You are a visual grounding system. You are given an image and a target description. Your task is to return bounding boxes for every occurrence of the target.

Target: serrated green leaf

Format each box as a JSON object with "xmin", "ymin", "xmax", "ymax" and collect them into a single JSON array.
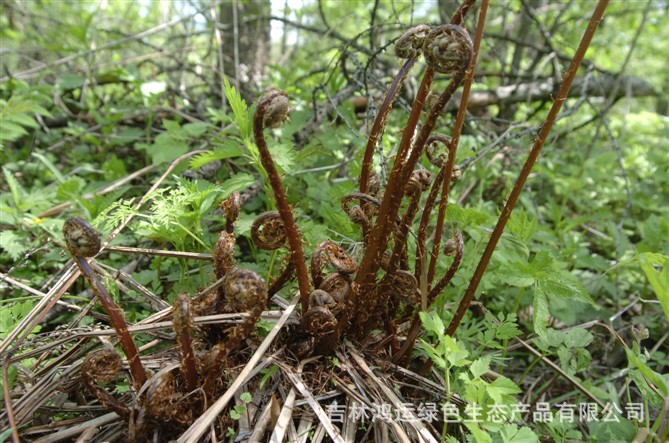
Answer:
[
  {"xmin": 464, "ymin": 422, "xmax": 492, "ymax": 443},
  {"xmin": 563, "ymin": 327, "xmax": 594, "ymax": 348},
  {"xmin": 0, "ymin": 231, "xmax": 30, "ymax": 261},
  {"xmin": 497, "ymin": 261, "xmax": 536, "ymax": 287},
  {"xmin": 270, "ymin": 143, "xmax": 296, "ymax": 173},
  {"xmin": 149, "ymin": 134, "xmax": 188, "ymax": 165},
  {"xmin": 443, "ymin": 336, "xmax": 470, "ymax": 367},
  {"xmin": 486, "ymin": 376, "xmax": 522, "ymax": 404},
  {"xmin": 508, "ymin": 208, "xmax": 538, "ymax": 244},
  {"xmin": 5, "ymin": 111, "xmax": 39, "ymax": 128},
  {"xmin": 495, "ymin": 319, "xmax": 522, "ymax": 340},
  {"xmin": 470, "ymin": 356, "xmax": 491, "ymax": 379},
  {"xmin": 56, "ymin": 177, "xmax": 85, "ymax": 200},
  {"xmin": 539, "ymin": 272, "xmax": 594, "ymax": 305},
  {"xmin": 188, "ymin": 143, "xmax": 244, "ymax": 171},
  {"xmin": 3, "ymin": 167, "xmax": 24, "ymax": 206},
  {"xmin": 223, "ymin": 76, "xmax": 252, "ymax": 140}
]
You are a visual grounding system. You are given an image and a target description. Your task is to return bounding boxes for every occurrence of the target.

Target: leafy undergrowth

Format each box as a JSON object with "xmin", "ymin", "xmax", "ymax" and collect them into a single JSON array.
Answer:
[{"xmin": 1, "ymin": 1, "xmax": 669, "ymax": 443}]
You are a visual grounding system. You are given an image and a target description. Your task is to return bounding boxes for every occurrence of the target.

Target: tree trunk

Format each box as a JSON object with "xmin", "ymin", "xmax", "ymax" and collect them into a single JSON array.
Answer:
[{"xmin": 219, "ymin": 0, "xmax": 271, "ymax": 103}]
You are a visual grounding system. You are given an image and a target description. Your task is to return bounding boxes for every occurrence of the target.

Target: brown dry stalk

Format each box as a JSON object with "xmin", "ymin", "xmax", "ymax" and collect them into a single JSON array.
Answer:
[
  {"xmin": 253, "ymin": 90, "xmax": 311, "ymax": 308},
  {"xmin": 445, "ymin": 0, "xmax": 610, "ymax": 337}
]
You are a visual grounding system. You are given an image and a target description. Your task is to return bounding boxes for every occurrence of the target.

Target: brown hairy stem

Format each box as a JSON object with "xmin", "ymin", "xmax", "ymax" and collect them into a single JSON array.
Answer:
[
  {"xmin": 359, "ymin": 58, "xmax": 417, "ymax": 194},
  {"xmin": 445, "ymin": 0, "xmax": 610, "ymax": 337},
  {"xmin": 428, "ymin": 230, "xmax": 464, "ymax": 302},
  {"xmin": 350, "ymin": 68, "xmax": 435, "ymax": 326},
  {"xmin": 415, "ymin": 135, "xmax": 452, "ymax": 282},
  {"xmin": 393, "ymin": 230, "xmax": 464, "ymax": 365},
  {"xmin": 253, "ymin": 90, "xmax": 311, "ymax": 308},
  {"xmin": 63, "ymin": 218, "xmax": 147, "ymax": 390},
  {"xmin": 173, "ymin": 294, "xmax": 198, "ymax": 391},
  {"xmin": 450, "ymin": 0, "xmax": 477, "ymax": 26},
  {"xmin": 428, "ymin": 2, "xmax": 487, "ymax": 285},
  {"xmin": 387, "ymin": 170, "xmax": 432, "ymax": 274},
  {"xmin": 354, "ymin": 68, "xmax": 467, "ymax": 315}
]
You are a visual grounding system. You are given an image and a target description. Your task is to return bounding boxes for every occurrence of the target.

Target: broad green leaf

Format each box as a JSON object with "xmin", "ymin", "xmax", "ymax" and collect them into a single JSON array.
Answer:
[
  {"xmin": 56, "ymin": 73, "xmax": 86, "ymax": 90},
  {"xmin": 56, "ymin": 177, "xmax": 85, "ymax": 201},
  {"xmin": 539, "ymin": 272, "xmax": 594, "ymax": 305},
  {"xmin": 148, "ymin": 133, "xmax": 188, "ymax": 165},
  {"xmin": 419, "ymin": 310, "xmax": 444, "ymax": 335},
  {"xmin": 183, "ymin": 122, "xmax": 210, "ymax": 137},
  {"xmin": 219, "ymin": 174, "xmax": 256, "ymax": 197},
  {"xmin": 497, "ymin": 261, "xmax": 536, "ymax": 287},
  {"xmin": 486, "ymin": 376, "xmax": 521, "ymax": 403},
  {"xmin": 163, "ymin": 120, "xmax": 189, "ymax": 140},
  {"xmin": 639, "ymin": 253, "xmax": 669, "ymax": 322},
  {"xmin": 508, "ymin": 208, "xmax": 538, "ymax": 244}
]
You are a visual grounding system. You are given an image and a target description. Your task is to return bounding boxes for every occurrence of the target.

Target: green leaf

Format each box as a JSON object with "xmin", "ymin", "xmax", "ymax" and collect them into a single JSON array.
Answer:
[
  {"xmin": 639, "ymin": 252, "xmax": 669, "ymax": 322},
  {"xmin": 625, "ymin": 346, "xmax": 669, "ymax": 396},
  {"xmin": 147, "ymin": 133, "xmax": 188, "ymax": 165},
  {"xmin": 56, "ymin": 177, "xmax": 86, "ymax": 201},
  {"xmin": 220, "ymin": 174, "xmax": 256, "ymax": 197},
  {"xmin": 486, "ymin": 376, "xmax": 522, "ymax": 404},
  {"xmin": 2, "ymin": 167, "xmax": 24, "ymax": 207},
  {"xmin": 497, "ymin": 261, "xmax": 537, "ymax": 287},
  {"xmin": 163, "ymin": 120, "xmax": 189, "ymax": 140},
  {"xmin": 0, "ymin": 231, "xmax": 30, "ymax": 261},
  {"xmin": 56, "ymin": 73, "xmax": 86, "ymax": 90},
  {"xmin": 223, "ymin": 76, "xmax": 252, "ymax": 141},
  {"xmin": 470, "ymin": 356, "xmax": 491, "ymax": 379},
  {"xmin": 533, "ymin": 289, "xmax": 550, "ymax": 340},
  {"xmin": 419, "ymin": 311, "xmax": 444, "ymax": 335},
  {"xmin": 498, "ymin": 424, "xmax": 539, "ymax": 443},
  {"xmin": 464, "ymin": 422, "xmax": 492, "ymax": 443},
  {"xmin": 539, "ymin": 271, "xmax": 594, "ymax": 305},
  {"xmin": 240, "ymin": 392, "xmax": 252, "ymax": 403},
  {"xmin": 443, "ymin": 335, "xmax": 470, "ymax": 367},
  {"xmin": 183, "ymin": 122, "xmax": 210, "ymax": 137},
  {"xmin": 269, "ymin": 143, "xmax": 297, "ymax": 173},
  {"xmin": 497, "ymin": 251, "xmax": 553, "ymax": 288},
  {"xmin": 188, "ymin": 143, "xmax": 244, "ymax": 171},
  {"xmin": 508, "ymin": 208, "xmax": 538, "ymax": 244}
]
